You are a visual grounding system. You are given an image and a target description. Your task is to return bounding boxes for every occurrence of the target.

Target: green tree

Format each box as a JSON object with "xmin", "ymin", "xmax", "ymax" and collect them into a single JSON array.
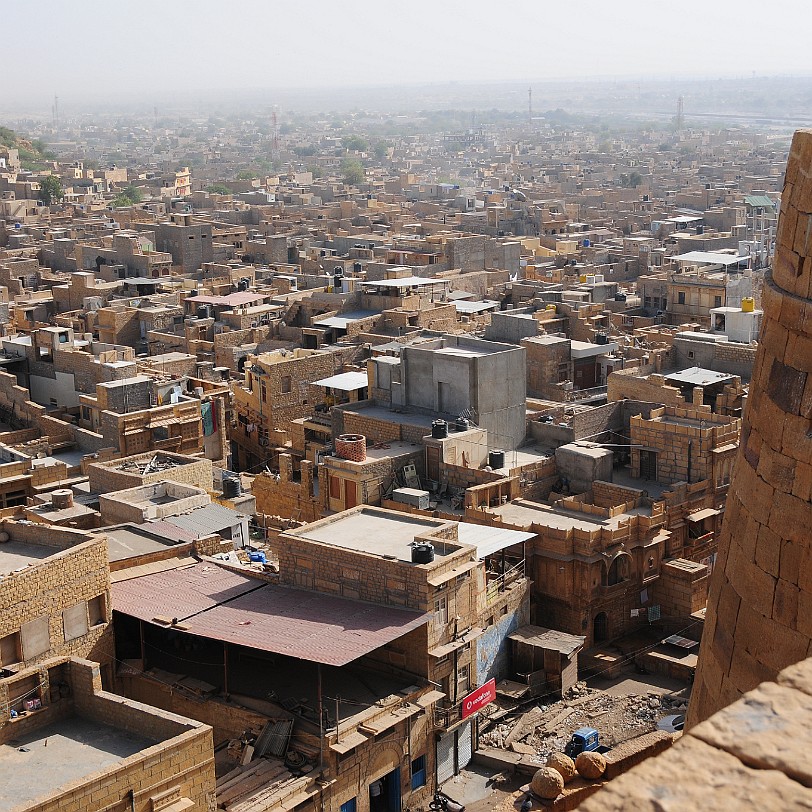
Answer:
[
  {"xmin": 205, "ymin": 184, "xmax": 232, "ymax": 195},
  {"xmin": 372, "ymin": 140, "xmax": 391, "ymax": 160},
  {"xmin": 39, "ymin": 175, "xmax": 63, "ymax": 206},
  {"xmin": 0, "ymin": 127, "xmax": 15, "ymax": 148},
  {"xmin": 342, "ymin": 135, "xmax": 368, "ymax": 152},
  {"xmin": 123, "ymin": 184, "xmax": 143, "ymax": 203},
  {"xmin": 111, "ymin": 184, "xmax": 143, "ymax": 207},
  {"xmin": 341, "ymin": 158, "xmax": 364, "ymax": 186},
  {"xmin": 236, "ymin": 170, "xmax": 255, "ymax": 180}
]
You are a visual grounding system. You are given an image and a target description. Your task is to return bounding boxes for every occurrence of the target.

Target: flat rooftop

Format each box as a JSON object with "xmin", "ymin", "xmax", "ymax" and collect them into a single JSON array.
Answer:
[
  {"xmin": 0, "ymin": 716, "xmax": 155, "ymax": 810},
  {"xmin": 105, "ymin": 525, "xmax": 192, "ymax": 562},
  {"xmin": 664, "ymin": 366, "xmax": 736, "ymax": 387},
  {"xmin": 340, "ymin": 404, "xmax": 436, "ymax": 430},
  {"xmin": 491, "ymin": 498, "xmax": 649, "ymax": 532},
  {"xmin": 294, "ymin": 509, "xmax": 453, "ymax": 562},
  {"xmin": 0, "ymin": 541, "xmax": 54, "ymax": 576}
]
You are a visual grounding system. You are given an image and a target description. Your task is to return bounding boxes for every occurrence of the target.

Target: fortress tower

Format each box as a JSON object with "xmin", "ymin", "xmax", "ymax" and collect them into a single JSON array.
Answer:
[{"xmin": 688, "ymin": 130, "xmax": 812, "ymax": 726}]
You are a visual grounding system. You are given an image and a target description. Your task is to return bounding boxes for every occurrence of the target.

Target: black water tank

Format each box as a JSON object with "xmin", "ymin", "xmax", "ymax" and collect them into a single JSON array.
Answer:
[
  {"xmin": 223, "ymin": 476, "xmax": 242, "ymax": 499},
  {"xmin": 196, "ymin": 305, "xmax": 210, "ymax": 320},
  {"xmin": 595, "ymin": 332, "xmax": 609, "ymax": 345},
  {"xmin": 431, "ymin": 419, "xmax": 448, "ymax": 439},
  {"xmin": 455, "ymin": 417, "xmax": 469, "ymax": 432},
  {"xmin": 411, "ymin": 543, "xmax": 435, "ymax": 564},
  {"xmin": 489, "ymin": 449, "xmax": 505, "ymax": 469}
]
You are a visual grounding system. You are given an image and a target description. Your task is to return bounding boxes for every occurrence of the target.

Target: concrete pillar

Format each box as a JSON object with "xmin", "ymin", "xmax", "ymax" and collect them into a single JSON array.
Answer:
[
  {"xmin": 688, "ymin": 130, "xmax": 812, "ymax": 727},
  {"xmin": 692, "ymin": 386, "xmax": 704, "ymax": 407}
]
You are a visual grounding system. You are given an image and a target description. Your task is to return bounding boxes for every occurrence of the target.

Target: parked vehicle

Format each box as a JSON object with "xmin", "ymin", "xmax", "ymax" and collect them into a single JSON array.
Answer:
[
  {"xmin": 564, "ymin": 727, "xmax": 610, "ymax": 757},
  {"xmin": 428, "ymin": 791, "xmax": 465, "ymax": 812}
]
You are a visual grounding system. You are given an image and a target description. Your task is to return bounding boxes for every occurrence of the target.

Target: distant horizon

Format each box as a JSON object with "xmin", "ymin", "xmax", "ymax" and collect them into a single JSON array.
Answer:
[
  {"xmin": 3, "ymin": 0, "xmax": 811, "ymax": 113},
  {"xmin": 4, "ymin": 73, "xmax": 812, "ymax": 122}
]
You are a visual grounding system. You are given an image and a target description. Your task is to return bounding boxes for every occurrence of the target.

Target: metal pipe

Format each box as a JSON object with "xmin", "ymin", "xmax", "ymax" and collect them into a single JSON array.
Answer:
[{"xmin": 318, "ymin": 664, "xmax": 324, "ymax": 773}]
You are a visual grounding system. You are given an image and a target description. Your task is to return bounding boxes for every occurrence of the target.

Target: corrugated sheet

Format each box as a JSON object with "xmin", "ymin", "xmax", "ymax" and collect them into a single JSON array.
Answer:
[
  {"xmin": 159, "ymin": 503, "xmax": 243, "ymax": 538},
  {"xmin": 113, "ymin": 563, "xmax": 430, "ymax": 667},
  {"xmin": 112, "ymin": 564, "xmax": 262, "ymax": 622}
]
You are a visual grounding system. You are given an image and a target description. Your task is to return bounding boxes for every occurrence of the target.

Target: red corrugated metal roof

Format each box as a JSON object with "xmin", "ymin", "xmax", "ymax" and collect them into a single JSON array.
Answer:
[
  {"xmin": 112, "ymin": 564, "xmax": 262, "ymax": 622},
  {"xmin": 112, "ymin": 564, "xmax": 430, "ymax": 666}
]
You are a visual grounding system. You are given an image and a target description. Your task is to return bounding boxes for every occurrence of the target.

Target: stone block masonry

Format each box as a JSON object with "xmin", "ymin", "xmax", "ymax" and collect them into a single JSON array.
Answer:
[{"xmin": 688, "ymin": 130, "xmax": 812, "ymax": 727}]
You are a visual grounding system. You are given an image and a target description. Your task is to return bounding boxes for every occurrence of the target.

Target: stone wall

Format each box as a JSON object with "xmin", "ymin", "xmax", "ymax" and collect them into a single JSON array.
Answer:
[
  {"xmin": 0, "ymin": 528, "xmax": 113, "ymax": 672},
  {"xmin": 688, "ymin": 130, "xmax": 812, "ymax": 727},
  {"xmin": 581, "ymin": 657, "xmax": 812, "ymax": 810},
  {"xmin": 2, "ymin": 657, "xmax": 216, "ymax": 812}
]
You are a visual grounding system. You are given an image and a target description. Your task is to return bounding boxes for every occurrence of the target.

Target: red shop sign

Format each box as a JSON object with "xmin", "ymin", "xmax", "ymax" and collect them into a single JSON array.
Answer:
[{"xmin": 461, "ymin": 678, "xmax": 496, "ymax": 719}]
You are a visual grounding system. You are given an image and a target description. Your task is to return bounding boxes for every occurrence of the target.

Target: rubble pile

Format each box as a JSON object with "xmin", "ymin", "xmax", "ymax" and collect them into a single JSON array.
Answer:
[{"xmin": 480, "ymin": 683, "xmax": 688, "ymax": 764}]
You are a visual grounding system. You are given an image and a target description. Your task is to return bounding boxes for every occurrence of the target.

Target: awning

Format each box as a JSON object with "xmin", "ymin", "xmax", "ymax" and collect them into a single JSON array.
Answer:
[
  {"xmin": 360, "ymin": 276, "xmax": 447, "ymax": 288},
  {"xmin": 456, "ymin": 522, "xmax": 534, "ymax": 559},
  {"xmin": 687, "ymin": 508, "xmax": 720, "ymax": 523},
  {"xmin": 429, "ymin": 627, "xmax": 486, "ymax": 659},
  {"xmin": 312, "ymin": 371, "xmax": 369, "ymax": 391},
  {"xmin": 416, "ymin": 689, "xmax": 445, "ymax": 708},
  {"xmin": 330, "ymin": 730, "xmax": 369, "ymax": 755},
  {"xmin": 453, "ymin": 300, "xmax": 499, "ymax": 314},
  {"xmin": 113, "ymin": 563, "xmax": 430, "ymax": 667},
  {"xmin": 672, "ymin": 251, "xmax": 748, "ymax": 266},
  {"xmin": 571, "ymin": 339, "xmax": 619, "ymax": 359},
  {"xmin": 426, "ymin": 560, "xmax": 479, "ymax": 587},
  {"xmin": 508, "ymin": 625, "xmax": 585, "ymax": 656},
  {"xmin": 358, "ymin": 701, "xmax": 423, "ymax": 735}
]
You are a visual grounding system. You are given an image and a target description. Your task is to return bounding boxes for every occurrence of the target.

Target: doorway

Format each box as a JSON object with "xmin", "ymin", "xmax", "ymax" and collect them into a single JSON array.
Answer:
[
  {"xmin": 370, "ymin": 767, "xmax": 401, "ymax": 812},
  {"xmin": 639, "ymin": 450, "xmax": 657, "ymax": 481},
  {"xmin": 593, "ymin": 612, "xmax": 609, "ymax": 643}
]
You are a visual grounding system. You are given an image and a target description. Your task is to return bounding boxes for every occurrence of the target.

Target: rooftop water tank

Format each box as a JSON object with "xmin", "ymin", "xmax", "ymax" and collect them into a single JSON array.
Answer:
[
  {"xmin": 431, "ymin": 420, "xmax": 448, "ymax": 439},
  {"xmin": 411, "ymin": 542, "xmax": 435, "ymax": 564}
]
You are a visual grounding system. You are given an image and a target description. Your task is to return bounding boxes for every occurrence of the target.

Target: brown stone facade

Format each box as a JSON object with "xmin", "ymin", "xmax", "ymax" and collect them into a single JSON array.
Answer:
[
  {"xmin": 0, "ymin": 657, "xmax": 215, "ymax": 812},
  {"xmin": 0, "ymin": 524, "xmax": 113, "ymax": 676},
  {"xmin": 688, "ymin": 130, "xmax": 812, "ymax": 727}
]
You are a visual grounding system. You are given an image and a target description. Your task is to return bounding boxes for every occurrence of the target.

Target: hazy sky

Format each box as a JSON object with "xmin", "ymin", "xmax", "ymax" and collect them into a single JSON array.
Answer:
[{"xmin": 5, "ymin": 0, "xmax": 811, "ymax": 106}]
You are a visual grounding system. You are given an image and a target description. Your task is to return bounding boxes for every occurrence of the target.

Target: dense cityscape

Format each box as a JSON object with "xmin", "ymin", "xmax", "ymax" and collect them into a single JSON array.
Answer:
[{"xmin": 1, "ymin": 3, "xmax": 812, "ymax": 810}]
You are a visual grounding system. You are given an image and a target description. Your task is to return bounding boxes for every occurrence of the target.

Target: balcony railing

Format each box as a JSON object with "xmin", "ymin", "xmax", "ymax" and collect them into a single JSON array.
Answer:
[
  {"xmin": 307, "ymin": 410, "xmax": 333, "ymax": 428},
  {"xmin": 687, "ymin": 530, "xmax": 714, "ymax": 547},
  {"xmin": 485, "ymin": 559, "xmax": 525, "ymax": 604},
  {"xmin": 433, "ymin": 700, "xmax": 464, "ymax": 730}
]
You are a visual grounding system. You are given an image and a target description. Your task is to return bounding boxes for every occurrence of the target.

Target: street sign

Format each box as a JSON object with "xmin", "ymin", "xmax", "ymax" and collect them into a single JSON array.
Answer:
[{"xmin": 461, "ymin": 678, "xmax": 496, "ymax": 719}]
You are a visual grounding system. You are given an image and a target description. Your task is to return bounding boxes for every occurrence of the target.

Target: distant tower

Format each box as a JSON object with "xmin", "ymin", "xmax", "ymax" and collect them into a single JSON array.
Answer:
[
  {"xmin": 53, "ymin": 94, "xmax": 59, "ymax": 134},
  {"xmin": 271, "ymin": 108, "xmax": 280, "ymax": 161},
  {"xmin": 528, "ymin": 86, "xmax": 533, "ymax": 127},
  {"xmin": 154, "ymin": 105, "xmax": 158, "ymax": 129},
  {"xmin": 676, "ymin": 95, "xmax": 685, "ymax": 132}
]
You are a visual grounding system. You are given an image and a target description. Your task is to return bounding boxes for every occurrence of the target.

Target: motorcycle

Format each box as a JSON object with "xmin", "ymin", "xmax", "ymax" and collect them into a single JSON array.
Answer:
[{"xmin": 428, "ymin": 792, "xmax": 465, "ymax": 812}]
